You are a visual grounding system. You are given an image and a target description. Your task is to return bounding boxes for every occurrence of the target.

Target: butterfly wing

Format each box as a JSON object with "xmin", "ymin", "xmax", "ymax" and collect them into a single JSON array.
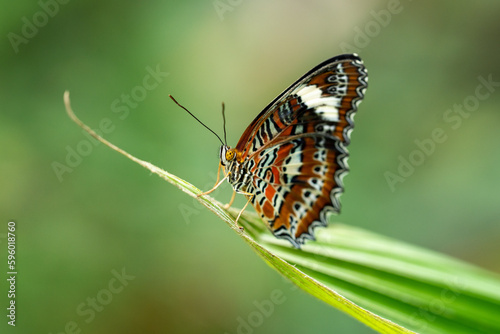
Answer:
[{"xmin": 237, "ymin": 54, "xmax": 368, "ymax": 247}]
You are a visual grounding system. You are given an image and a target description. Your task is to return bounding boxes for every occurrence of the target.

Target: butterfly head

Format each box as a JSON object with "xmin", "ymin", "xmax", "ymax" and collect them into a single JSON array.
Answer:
[{"xmin": 219, "ymin": 145, "xmax": 238, "ymax": 166}]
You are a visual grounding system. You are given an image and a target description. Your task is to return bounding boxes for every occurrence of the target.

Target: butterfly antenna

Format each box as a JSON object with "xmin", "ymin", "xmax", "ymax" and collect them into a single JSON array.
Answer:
[
  {"xmin": 169, "ymin": 95, "xmax": 224, "ymax": 146},
  {"xmin": 221, "ymin": 102, "xmax": 227, "ymax": 146}
]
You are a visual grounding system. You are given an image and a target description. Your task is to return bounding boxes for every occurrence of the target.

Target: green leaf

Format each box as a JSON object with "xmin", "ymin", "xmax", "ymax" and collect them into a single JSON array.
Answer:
[
  {"xmin": 237, "ymin": 211, "xmax": 500, "ymax": 334},
  {"xmin": 64, "ymin": 91, "xmax": 500, "ymax": 334}
]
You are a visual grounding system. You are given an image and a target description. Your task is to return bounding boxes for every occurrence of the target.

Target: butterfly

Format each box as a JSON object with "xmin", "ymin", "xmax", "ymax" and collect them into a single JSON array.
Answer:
[{"xmin": 175, "ymin": 54, "xmax": 368, "ymax": 247}]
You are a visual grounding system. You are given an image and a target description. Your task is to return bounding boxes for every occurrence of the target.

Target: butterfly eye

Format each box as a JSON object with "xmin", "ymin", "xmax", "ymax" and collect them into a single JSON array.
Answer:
[{"xmin": 225, "ymin": 150, "xmax": 235, "ymax": 161}]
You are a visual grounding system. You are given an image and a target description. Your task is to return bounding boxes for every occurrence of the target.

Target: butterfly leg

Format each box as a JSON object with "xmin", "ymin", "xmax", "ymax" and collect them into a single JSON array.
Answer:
[
  {"xmin": 223, "ymin": 190, "xmax": 237, "ymax": 210},
  {"xmin": 197, "ymin": 163, "xmax": 227, "ymax": 197},
  {"xmin": 234, "ymin": 192, "xmax": 254, "ymax": 231}
]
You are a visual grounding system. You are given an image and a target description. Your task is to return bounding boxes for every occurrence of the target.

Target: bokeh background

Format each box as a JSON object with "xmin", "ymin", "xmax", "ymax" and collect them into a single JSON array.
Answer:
[{"xmin": 1, "ymin": 1, "xmax": 499, "ymax": 333}]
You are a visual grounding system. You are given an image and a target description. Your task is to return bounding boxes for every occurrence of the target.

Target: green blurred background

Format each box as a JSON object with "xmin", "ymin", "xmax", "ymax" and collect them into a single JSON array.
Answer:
[{"xmin": 1, "ymin": 1, "xmax": 499, "ymax": 333}]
